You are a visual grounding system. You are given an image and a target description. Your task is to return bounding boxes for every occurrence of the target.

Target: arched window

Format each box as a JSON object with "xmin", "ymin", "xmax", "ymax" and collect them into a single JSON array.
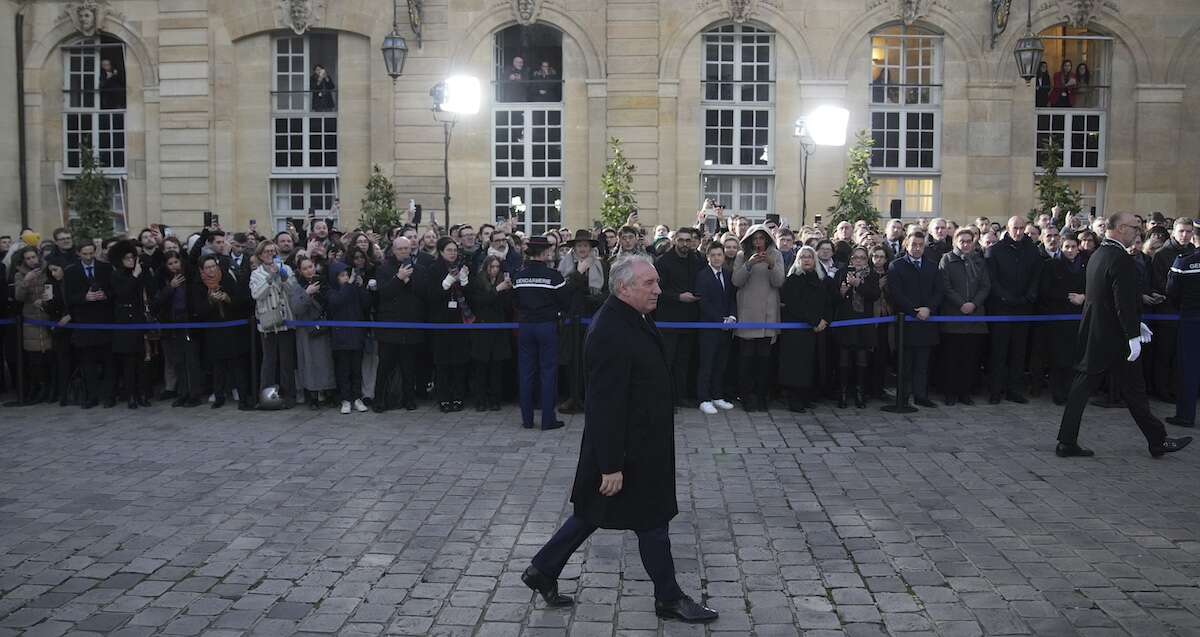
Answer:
[
  {"xmin": 699, "ymin": 23, "xmax": 775, "ymax": 222},
  {"xmin": 868, "ymin": 24, "xmax": 942, "ymax": 218},
  {"xmin": 269, "ymin": 31, "xmax": 340, "ymax": 231},
  {"xmin": 1034, "ymin": 25, "xmax": 1112, "ymax": 216},
  {"xmin": 60, "ymin": 34, "xmax": 127, "ymax": 232},
  {"xmin": 492, "ymin": 24, "xmax": 564, "ymax": 235}
]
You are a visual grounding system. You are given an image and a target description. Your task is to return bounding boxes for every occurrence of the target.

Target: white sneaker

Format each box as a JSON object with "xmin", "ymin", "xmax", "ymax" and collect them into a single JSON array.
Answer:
[
  {"xmin": 353, "ymin": 399, "xmax": 368, "ymax": 412},
  {"xmin": 699, "ymin": 401, "xmax": 719, "ymax": 415},
  {"xmin": 713, "ymin": 399, "xmax": 735, "ymax": 411},
  {"xmin": 340, "ymin": 401, "xmax": 351, "ymax": 415}
]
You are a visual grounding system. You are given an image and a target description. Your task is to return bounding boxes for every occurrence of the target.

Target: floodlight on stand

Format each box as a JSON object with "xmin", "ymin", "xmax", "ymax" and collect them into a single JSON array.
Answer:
[
  {"xmin": 806, "ymin": 105, "xmax": 850, "ymax": 146},
  {"xmin": 431, "ymin": 76, "xmax": 481, "ymax": 115}
]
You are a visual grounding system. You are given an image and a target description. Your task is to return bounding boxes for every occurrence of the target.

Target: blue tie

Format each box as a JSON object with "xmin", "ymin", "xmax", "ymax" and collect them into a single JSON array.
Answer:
[{"xmin": 85, "ymin": 265, "xmax": 93, "ymax": 280}]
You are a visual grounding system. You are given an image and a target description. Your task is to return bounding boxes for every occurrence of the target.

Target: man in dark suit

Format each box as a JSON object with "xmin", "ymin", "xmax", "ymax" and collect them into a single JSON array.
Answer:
[
  {"xmin": 654, "ymin": 227, "xmax": 705, "ymax": 407},
  {"xmin": 695, "ymin": 241, "xmax": 737, "ymax": 415},
  {"xmin": 522, "ymin": 254, "xmax": 718, "ymax": 624},
  {"xmin": 887, "ymin": 230, "xmax": 943, "ymax": 408},
  {"xmin": 64, "ymin": 242, "xmax": 116, "ymax": 408},
  {"xmin": 985, "ymin": 216, "xmax": 1042, "ymax": 404},
  {"xmin": 1056, "ymin": 212, "xmax": 1193, "ymax": 458}
]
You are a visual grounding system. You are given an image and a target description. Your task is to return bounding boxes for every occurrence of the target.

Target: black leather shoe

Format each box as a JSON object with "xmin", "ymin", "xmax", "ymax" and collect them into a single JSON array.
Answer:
[
  {"xmin": 1055, "ymin": 443, "xmax": 1095, "ymax": 458},
  {"xmin": 522, "ymin": 422, "xmax": 535, "ymax": 429},
  {"xmin": 404, "ymin": 400, "xmax": 418, "ymax": 411},
  {"xmin": 521, "ymin": 566, "xmax": 573, "ymax": 607},
  {"xmin": 81, "ymin": 400, "xmax": 97, "ymax": 410},
  {"xmin": 959, "ymin": 395, "xmax": 975, "ymax": 406},
  {"xmin": 102, "ymin": 399, "xmax": 116, "ymax": 408},
  {"xmin": 654, "ymin": 595, "xmax": 719, "ymax": 623},
  {"xmin": 137, "ymin": 397, "xmax": 152, "ymax": 408},
  {"xmin": 913, "ymin": 398, "xmax": 937, "ymax": 408},
  {"xmin": 172, "ymin": 396, "xmax": 188, "ymax": 407},
  {"xmin": 1150, "ymin": 436, "xmax": 1193, "ymax": 458},
  {"xmin": 127, "ymin": 399, "xmax": 138, "ymax": 409},
  {"xmin": 541, "ymin": 420, "xmax": 565, "ymax": 431},
  {"xmin": 212, "ymin": 397, "xmax": 226, "ymax": 409},
  {"xmin": 1165, "ymin": 416, "xmax": 1195, "ymax": 428},
  {"xmin": 988, "ymin": 394, "xmax": 1002, "ymax": 405},
  {"xmin": 1006, "ymin": 393, "xmax": 1029, "ymax": 404},
  {"xmin": 944, "ymin": 396, "xmax": 957, "ymax": 406}
]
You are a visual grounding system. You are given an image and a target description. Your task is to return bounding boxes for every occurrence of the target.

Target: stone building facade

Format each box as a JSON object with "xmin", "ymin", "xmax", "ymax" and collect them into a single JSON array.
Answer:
[{"xmin": 2, "ymin": 0, "xmax": 1200, "ymax": 238}]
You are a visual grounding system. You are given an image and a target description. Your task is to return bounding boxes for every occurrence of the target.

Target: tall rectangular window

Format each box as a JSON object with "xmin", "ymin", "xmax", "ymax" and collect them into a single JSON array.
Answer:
[
  {"xmin": 492, "ymin": 106, "xmax": 563, "ymax": 235},
  {"xmin": 701, "ymin": 23, "xmax": 774, "ymax": 219},
  {"xmin": 271, "ymin": 33, "xmax": 338, "ymax": 174},
  {"xmin": 62, "ymin": 36, "xmax": 127, "ymax": 172},
  {"xmin": 270, "ymin": 179, "xmax": 338, "ymax": 230},
  {"xmin": 873, "ymin": 177, "xmax": 937, "ymax": 219}
]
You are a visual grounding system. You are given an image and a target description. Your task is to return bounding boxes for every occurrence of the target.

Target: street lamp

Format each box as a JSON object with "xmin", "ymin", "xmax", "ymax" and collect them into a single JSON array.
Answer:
[
  {"xmin": 430, "ymin": 75, "xmax": 481, "ymax": 230},
  {"xmin": 1013, "ymin": 0, "xmax": 1044, "ymax": 84},
  {"xmin": 381, "ymin": 0, "xmax": 409, "ymax": 80},
  {"xmin": 793, "ymin": 105, "xmax": 850, "ymax": 225}
]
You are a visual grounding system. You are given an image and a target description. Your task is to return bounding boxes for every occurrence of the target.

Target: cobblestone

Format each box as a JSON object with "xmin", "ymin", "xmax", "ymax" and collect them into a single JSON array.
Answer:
[{"xmin": 2, "ymin": 399, "xmax": 1200, "ymax": 635}]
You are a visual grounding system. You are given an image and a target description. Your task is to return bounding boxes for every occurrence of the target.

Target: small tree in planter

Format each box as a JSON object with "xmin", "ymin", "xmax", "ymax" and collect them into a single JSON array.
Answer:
[
  {"xmin": 599, "ymin": 138, "xmax": 637, "ymax": 230},
  {"xmin": 1031, "ymin": 138, "xmax": 1082, "ymax": 228},
  {"xmin": 825, "ymin": 129, "xmax": 880, "ymax": 233},
  {"xmin": 358, "ymin": 164, "xmax": 401, "ymax": 234},
  {"xmin": 68, "ymin": 144, "xmax": 115, "ymax": 245}
]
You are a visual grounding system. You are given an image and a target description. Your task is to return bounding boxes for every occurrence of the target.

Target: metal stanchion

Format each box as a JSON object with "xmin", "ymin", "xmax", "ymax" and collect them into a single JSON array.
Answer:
[
  {"xmin": 248, "ymin": 317, "xmax": 259, "ymax": 404},
  {"xmin": 881, "ymin": 313, "xmax": 916, "ymax": 414}
]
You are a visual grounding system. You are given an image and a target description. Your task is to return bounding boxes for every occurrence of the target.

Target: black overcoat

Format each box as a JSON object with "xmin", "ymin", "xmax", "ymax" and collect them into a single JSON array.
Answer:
[
  {"xmin": 1038, "ymin": 255, "xmax": 1086, "ymax": 368},
  {"xmin": 1074, "ymin": 240, "xmax": 1142, "ymax": 374},
  {"xmin": 110, "ymin": 267, "xmax": 152, "ymax": 354},
  {"xmin": 189, "ymin": 277, "xmax": 249, "ymax": 361},
  {"xmin": 425, "ymin": 259, "xmax": 470, "ymax": 365},
  {"xmin": 570, "ymin": 296, "xmax": 678, "ymax": 531},
  {"xmin": 64, "ymin": 261, "xmax": 113, "ymax": 348},
  {"xmin": 887, "ymin": 257, "xmax": 944, "ymax": 347},
  {"xmin": 778, "ymin": 270, "xmax": 829, "ymax": 388},
  {"xmin": 466, "ymin": 280, "xmax": 513, "ymax": 362},
  {"xmin": 831, "ymin": 268, "xmax": 880, "ymax": 349},
  {"xmin": 375, "ymin": 257, "xmax": 427, "ymax": 346}
]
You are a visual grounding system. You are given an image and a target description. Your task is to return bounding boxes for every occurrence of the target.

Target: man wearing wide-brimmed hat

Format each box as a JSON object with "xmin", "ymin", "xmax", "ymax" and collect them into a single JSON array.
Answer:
[{"xmin": 557, "ymin": 230, "xmax": 607, "ymax": 413}]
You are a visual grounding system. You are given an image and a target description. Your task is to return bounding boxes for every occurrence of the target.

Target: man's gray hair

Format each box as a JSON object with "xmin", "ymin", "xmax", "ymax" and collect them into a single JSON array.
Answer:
[{"xmin": 609, "ymin": 253, "xmax": 654, "ymax": 293}]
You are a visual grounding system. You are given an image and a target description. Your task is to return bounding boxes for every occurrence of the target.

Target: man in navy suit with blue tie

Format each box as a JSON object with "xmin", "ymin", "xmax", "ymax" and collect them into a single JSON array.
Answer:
[
  {"xmin": 886, "ymin": 230, "xmax": 943, "ymax": 408},
  {"xmin": 694, "ymin": 241, "xmax": 738, "ymax": 415}
]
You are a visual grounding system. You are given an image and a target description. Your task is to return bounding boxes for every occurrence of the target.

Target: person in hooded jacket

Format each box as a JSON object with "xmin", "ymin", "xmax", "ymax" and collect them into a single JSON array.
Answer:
[
  {"xmin": 324, "ymin": 260, "xmax": 372, "ymax": 414},
  {"xmin": 11, "ymin": 246, "xmax": 54, "ymax": 403},
  {"xmin": 109, "ymin": 240, "xmax": 155, "ymax": 409},
  {"xmin": 731, "ymin": 224, "xmax": 785, "ymax": 411}
]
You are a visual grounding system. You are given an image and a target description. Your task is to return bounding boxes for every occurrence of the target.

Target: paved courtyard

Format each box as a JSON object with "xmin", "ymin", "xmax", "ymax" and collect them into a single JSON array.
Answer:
[{"xmin": 1, "ymin": 398, "xmax": 1199, "ymax": 637}]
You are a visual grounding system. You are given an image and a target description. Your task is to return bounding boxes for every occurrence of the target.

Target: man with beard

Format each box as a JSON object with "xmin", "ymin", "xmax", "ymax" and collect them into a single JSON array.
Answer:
[{"xmin": 654, "ymin": 226, "xmax": 705, "ymax": 408}]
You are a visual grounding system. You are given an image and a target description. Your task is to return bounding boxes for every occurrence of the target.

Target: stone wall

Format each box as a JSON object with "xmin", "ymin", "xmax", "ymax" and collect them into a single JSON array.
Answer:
[{"xmin": 5, "ymin": 0, "xmax": 1200, "ymax": 238}]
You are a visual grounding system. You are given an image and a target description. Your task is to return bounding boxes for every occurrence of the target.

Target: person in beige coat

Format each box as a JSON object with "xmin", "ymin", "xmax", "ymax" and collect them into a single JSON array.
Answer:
[{"xmin": 731, "ymin": 224, "xmax": 785, "ymax": 411}]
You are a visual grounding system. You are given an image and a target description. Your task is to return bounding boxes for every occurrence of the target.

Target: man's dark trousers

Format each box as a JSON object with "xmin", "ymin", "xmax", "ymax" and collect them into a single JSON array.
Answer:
[
  {"xmin": 76, "ymin": 345, "xmax": 115, "ymax": 402},
  {"xmin": 531, "ymin": 514, "xmax": 684, "ymax": 602},
  {"xmin": 661, "ymin": 331, "xmax": 694, "ymax": 403},
  {"xmin": 1175, "ymin": 319, "xmax": 1200, "ymax": 423},
  {"xmin": 901, "ymin": 346, "xmax": 931, "ymax": 402},
  {"xmin": 696, "ymin": 331, "xmax": 730, "ymax": 403},
  {"xmin": 519, "ymin": 321, "xmax": 558, "ymax": 427},
  {"xmin": 989, "ymin": 313, "xmax": 1030, "ymax": 397},
  {"xmin": 1058, "ymin": 357, "xmax": 1166, "ymax": 446}
]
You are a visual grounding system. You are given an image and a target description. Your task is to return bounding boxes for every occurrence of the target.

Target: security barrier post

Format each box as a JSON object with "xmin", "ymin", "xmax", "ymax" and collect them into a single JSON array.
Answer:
[{"xmin": 881, "ymin": 313, "xmax": 917, "ymax": 414}]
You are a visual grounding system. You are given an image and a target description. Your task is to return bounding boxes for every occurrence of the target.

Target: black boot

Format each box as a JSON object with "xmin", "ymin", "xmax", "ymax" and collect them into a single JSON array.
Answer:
[
  {"xmin": 521, "ymin": 565, "xmax": 574, "ymax": 607},
  {"xmin": 837, "ymin": 366, "xmax": 850, "ymax": 409}
]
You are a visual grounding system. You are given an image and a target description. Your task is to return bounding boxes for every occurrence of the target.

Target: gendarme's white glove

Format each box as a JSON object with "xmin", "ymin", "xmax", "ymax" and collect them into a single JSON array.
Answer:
[
  {"xmin": 1127, "ymin": 337, "xmax": 1142, "ymax": 362},
  {"xmin": 442, "ymin": 273, "xmax": 457, "ymax": 291},
  {"xmin": 458, "ymin": 268, "xmax": 469, "ymax": 286},
  {"xmin": 1139, "ymin": 322, "xmax": 1153, "ymax": 344}
]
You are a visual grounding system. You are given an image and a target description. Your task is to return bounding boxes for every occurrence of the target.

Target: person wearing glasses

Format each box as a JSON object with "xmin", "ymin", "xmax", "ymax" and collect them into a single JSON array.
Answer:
[{"xmin": 1055, "ymin": 213, "xmax": 1192, "ymax": 458}]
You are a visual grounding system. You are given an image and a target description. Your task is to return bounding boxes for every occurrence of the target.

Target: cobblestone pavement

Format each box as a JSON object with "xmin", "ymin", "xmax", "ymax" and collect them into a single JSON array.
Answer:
[{"xmin": 1, "ymin": 397, "xmax": 1199, "ymax": 637}]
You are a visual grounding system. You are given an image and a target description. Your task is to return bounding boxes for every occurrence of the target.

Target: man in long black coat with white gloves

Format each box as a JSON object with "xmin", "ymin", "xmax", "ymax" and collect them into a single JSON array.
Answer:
[
  {"xmin": 1056, "ymin": 212, "xmax": 1193, "ymax": 458},
  {"xmin": 521, "ymin": 254, "xmax": 719, "ymax": 624}
]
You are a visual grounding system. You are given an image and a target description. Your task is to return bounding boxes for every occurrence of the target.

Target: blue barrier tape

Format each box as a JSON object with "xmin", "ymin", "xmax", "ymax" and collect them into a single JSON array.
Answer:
[
  {"xmin": 25, "ymin": 319, "xmax": 249, "ymax": 330},
  {"xmin": 288, "ymin": 320, "xmax": 519, "ymax": 330},
  {"xmin": 904, "ymin": 313, "xmax": 1182, "ymax": 324},
  {"xmin": 0, "ymin": 318, "xmax": 14, "ymax": 326}
]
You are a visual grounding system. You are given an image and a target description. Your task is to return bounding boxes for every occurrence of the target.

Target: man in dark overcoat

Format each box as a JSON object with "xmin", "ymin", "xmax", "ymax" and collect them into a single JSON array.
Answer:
[
  {"xmin": 887, "ymin": 230, "xmax": 943, "ymax": 408},
  {"xmin": 64, "ymin": 242, "xmax": 115, "ymax": 408},
  {"xmin": 1056, "ymin": 212, "xmax": 1193, "ymax": 458},
  {"xmin": 522, "ymin": 254, "xmax": 718, "ymax": 624}
]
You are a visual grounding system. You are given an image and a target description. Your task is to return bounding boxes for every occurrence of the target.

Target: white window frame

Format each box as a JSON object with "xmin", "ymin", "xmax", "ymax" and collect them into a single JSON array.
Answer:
[
  {"xmin": 493, "ymin": 184, "xmax": 563, "ymax": 236},
  {"xmin": 870, "ymin": 29, "xmax": 943, "ymax": 107},
  {"xmin": 1035, "ymin": 109, "xmax": 1106, "ymax": 176},
  {"xmin": 701, "ymin": 174, "xmax": 773, "ymax": 222},
  {"xmin": 491, "ymin": 106, "xmax": 563, "ymax": 181},
  {"xmin": 702, "ymin": 23, "xmax": 774, "ymax": 105},
  {"xmin": 269, "ymin": 178, "xmax": 339, "ymax": 231},
  {"xmin": 271, "ymin": 33, "xmax": 338, "ymax": 175},
  {"xmin": 869, "ymin": 110, "xmax": 941, "ymax": 173},
  {"xmin": 873, "ymin": 176, "xmax": 940, "ymax": 218},
  {"xmin": 58, "ymin": 176, "xmax": 128, "ymax": 233},
  {"xmin": 61, "ymin": 37, "xmax": 127, "ymax": 175}
]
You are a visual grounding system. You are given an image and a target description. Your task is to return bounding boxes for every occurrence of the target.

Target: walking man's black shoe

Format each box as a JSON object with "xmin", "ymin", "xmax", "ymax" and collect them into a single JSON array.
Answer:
[
  {"xmin": 654, "ymin": 595, "xmax": 719, "ymax": 623},
  {"xmin": 1150, "ymin": 436, "xmax": 1193, "ymax": 458},
  {"xmin": 1165, "ymin": 416, "xmax": 1195, "ymax": 428},
  {"xmin": 521, "ymin": 566, "xmax": 573, "ymax": 607},
  {"xmin": 1055, "ymin": 443, "xmax": 1095, "ymax": 458},
  {"xmin": 541, "ymin": 420, "xmax": 565, "ymax": 431}
]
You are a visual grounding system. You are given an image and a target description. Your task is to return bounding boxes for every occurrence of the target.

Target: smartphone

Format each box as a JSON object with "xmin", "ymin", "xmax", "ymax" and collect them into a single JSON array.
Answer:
[
  {"xmin": 212, "ymin": 213, "xmax": 220, "ymax": 226},
  {"xmin": 250, "ymin": 219, "xmax": 257, "ymax": 229},
  {"xmin": 203, "ymin": 211, "xmax": 213, "ymax": 228},
  {"xmin": 814, "ymin": 214, "xmax": 823, "ymax": 224}
]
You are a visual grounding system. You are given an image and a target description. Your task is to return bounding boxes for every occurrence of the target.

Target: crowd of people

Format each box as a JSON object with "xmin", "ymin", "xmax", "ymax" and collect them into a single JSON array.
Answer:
[{"xmin": 0, "ymin": 206, "xmax": 1196, "ymax": 427}]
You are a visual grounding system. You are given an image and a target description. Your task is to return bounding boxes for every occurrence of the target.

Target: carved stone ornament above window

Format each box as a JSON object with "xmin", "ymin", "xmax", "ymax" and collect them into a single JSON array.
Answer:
[
  {"xmin": 512, "ymin": 0, "xmax": 544, "ymax": 25},
  {"xmin": 278, "ymin": 0, "xmax": 327, "ymax": 35},
  {"xmin": 866, "ymin": 0, "xmax": 940, "ymax": 25},
  {"xmin": 1040, "ymin": 0, "xmax": 1118, "ymax": 28},
  {"xmin": 695, "ymin": 0, "xmax": 780, "ymax": 23},
  {"xmin": 62, "ymin": 0, "xmax": 120, "ymax": 38}
]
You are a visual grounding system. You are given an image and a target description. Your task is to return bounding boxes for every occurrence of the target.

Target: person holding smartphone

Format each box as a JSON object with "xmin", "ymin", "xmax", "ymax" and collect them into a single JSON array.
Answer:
[
  {"xmin": 731, "ymin": 225, "xmax": 786, "ymax": 411},
  {"xmin": 467, "ymin": 255, "xmax": 514, "ymax": 411},
  {"xmin": 426, "ymin": 237, "xmax": 471, "ymax": 412},
  {"xmin": 11, "ymin": 246, "xmax": 54, "ymax": 404},
  {"xmin": 831, "ymin": 246, "xmax": 880, "ymax": 409}
]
